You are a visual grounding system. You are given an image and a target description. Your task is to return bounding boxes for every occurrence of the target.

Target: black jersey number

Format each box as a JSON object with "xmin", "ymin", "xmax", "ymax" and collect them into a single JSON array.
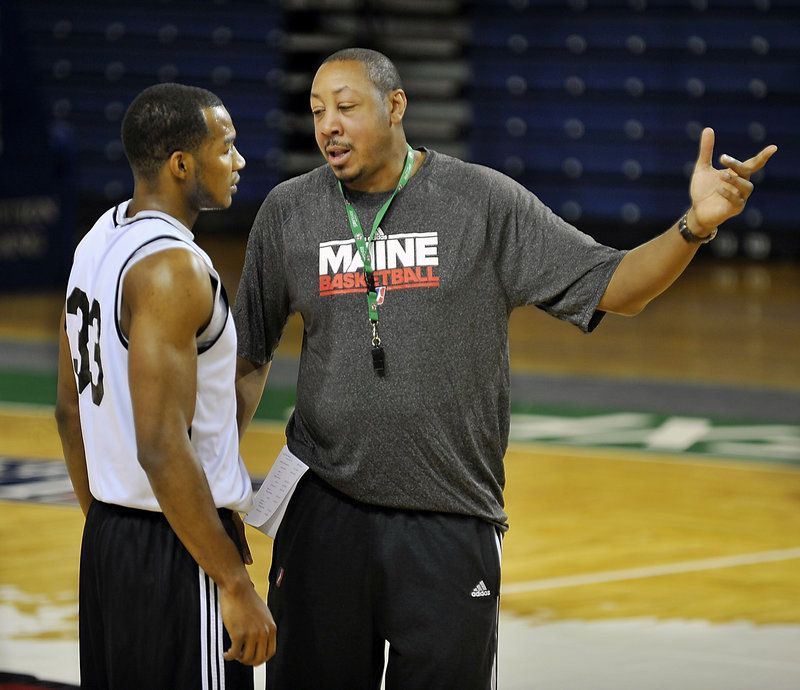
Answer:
[{"xmin": 66, "ymin": 287, "xmax": 105, "ymax": 405}]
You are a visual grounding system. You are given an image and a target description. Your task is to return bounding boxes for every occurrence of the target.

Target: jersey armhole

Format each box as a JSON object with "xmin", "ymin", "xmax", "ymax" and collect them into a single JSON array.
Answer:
[{"xmin": 114, "ymin": 236, "xmax": 197, "ymax": 349}]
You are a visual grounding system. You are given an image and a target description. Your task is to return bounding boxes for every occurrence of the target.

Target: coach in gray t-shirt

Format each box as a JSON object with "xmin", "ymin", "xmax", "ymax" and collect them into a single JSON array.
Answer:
[
  {"xmin": 236, "ymin": 146, "xmax": 622, "ymax": 528},
  {"xmin": 233, "ymin": 48, "xmax": 776, "ymax": 689}
]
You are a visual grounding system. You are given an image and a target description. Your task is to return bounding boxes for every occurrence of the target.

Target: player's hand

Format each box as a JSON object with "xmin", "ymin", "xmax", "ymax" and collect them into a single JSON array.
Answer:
[
  {"xmin": 689, "ymin": 127, "xmax": 777, "ymax": 233},
  {"xmin": 220, "ymin": 580, "xmax": 277, "ymax": 666}
]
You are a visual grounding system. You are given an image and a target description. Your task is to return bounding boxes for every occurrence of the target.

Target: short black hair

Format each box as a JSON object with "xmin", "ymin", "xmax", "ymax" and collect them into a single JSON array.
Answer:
[
  {"xmin": 121, "ymin": 83, "xmax": 223, "ymax": 182},
  {"xmin": 320, "ymin": 47, "xmax": 403, "ymax": 97}
]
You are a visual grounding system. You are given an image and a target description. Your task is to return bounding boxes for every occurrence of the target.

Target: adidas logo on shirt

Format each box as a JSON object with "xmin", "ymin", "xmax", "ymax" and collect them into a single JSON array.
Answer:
[{"xmin": 471, "ymin": 580, "xmax": 492, "ymax": 598}]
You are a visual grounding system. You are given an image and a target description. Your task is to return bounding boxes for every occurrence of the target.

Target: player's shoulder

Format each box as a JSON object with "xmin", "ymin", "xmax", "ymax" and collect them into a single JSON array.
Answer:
[
  {"xmin": 123, "ymin": 245, "xmax": 211, "ymax": 322},
  {"xmin": 132, "ymin": 241, "xmax": 206, "ymax": 278}
]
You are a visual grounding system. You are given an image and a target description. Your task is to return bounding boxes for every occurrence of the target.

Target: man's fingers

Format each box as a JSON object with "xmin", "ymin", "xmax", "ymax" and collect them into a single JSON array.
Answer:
[
  {"xmin": 237, "ymin": 636, "xmax": 260, "ymax": 666},
  {"xmin": 720, "ymin": 144, "xmax": 778, "ymax": 179},
  {"xmin": 744, "ymin": 144, "xmax": 778, "ymax": 174},
  {"xmin": 222, "ymin": 625, "xmax": 272, "ymax": 666},
  {"xmin": 696, "ymin": 127, "xmax": 715, "ymax": 168},
  {"xmin": 223, "ymin": 638, "xmax": 242, "ymax": 662},
  {"xmin": 717, "ymin": 180, "xmax": 748, "ymax": 207},
  {"xmin": 222, "ymin": 640, "xmax": 260, "ymax": 666},
  {"xmin": 267, "ymin": 621, "xmax": 277, "ymax": 661}
]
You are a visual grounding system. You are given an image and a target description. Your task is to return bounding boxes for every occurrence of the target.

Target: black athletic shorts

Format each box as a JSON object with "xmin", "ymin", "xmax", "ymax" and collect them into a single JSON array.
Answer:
[
  {"xmin": 79, "ymin": 500, "xmax": 253, "ymax": 690},
  {"xmin": 266, "ymin": 471, "xmax": 503, "ymax": 690}
]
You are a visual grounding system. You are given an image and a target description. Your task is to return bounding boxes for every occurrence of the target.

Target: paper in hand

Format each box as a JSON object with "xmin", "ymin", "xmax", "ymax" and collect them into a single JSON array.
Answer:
[{"xmin": 244, "ymin": 445, "xmax": 308, "ymax": 538}]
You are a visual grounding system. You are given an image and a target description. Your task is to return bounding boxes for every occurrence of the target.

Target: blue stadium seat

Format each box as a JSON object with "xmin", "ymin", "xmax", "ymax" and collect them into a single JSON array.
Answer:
[
  {"xmin": 15, "ymin": 1, "xmax": 286, "ymax": 206},
  {"xmin": 467, "ymin": 1, "xmax": 798, "ymax": 254}
]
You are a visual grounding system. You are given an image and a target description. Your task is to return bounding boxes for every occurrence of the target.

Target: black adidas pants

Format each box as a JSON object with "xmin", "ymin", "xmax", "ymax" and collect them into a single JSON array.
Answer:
[
  {"xmin": 79, "ymin": 500, "xmax": 253, "ymax": 690},
  {"xmin": 266, "ymin": 471, "xmax": 503, "ymax": 689}
]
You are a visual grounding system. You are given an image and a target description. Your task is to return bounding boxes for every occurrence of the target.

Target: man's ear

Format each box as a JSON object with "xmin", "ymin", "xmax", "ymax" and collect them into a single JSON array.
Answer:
[
  {"xmin": 388, "ymin": 89, "xmax": 407, "ymax": 125},
  {"xmin": 168, "ymin": 151, "xmax": 191, "ymax": 178}
]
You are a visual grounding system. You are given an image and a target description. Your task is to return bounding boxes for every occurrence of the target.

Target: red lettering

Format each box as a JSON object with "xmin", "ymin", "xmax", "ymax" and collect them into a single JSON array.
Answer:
[
  {"xmin": 319, "ymin": 275, "xmax": 331, "ymax": 293},
  {"xmin": 323, "ymin": 267, "xmax": 439, "ymax": 295}
]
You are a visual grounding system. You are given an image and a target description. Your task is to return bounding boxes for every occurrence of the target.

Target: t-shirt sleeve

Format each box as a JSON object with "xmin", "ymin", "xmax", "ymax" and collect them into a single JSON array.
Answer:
[
  {"xmin": 488, "ymin": 170, "xmax": 626, "ymax": 332},
  {"xmin": 232, "ymin": 196, "xmax": 292, "ymax": 364}
]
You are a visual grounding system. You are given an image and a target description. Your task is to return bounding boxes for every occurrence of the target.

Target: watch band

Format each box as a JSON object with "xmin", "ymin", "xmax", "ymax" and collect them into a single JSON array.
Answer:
[{"xmin": 678, "ymin": 213, "xmax": 717, "ymax": 244}]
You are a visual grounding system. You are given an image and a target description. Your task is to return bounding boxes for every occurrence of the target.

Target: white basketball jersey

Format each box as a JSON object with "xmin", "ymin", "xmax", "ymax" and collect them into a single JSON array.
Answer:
[{"xmin": 64, "ymin": 200, "xmax": 252, "ymax": 512}]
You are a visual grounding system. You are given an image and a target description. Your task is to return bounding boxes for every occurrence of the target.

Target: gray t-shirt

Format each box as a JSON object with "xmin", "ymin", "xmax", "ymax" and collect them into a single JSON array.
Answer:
[{"xmin": 234, "ymin": 148, "xmax": 625, "ymax": 528}]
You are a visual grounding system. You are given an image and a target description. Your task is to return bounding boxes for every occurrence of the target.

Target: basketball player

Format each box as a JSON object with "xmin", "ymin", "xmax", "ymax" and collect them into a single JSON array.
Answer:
[
  {"xmin": 55, "ymin": 83, "xmax": 275, "ymax": 689},
  {"xmin": 233, "ymin": 48, "xmax": 776, "ymax": 688}
]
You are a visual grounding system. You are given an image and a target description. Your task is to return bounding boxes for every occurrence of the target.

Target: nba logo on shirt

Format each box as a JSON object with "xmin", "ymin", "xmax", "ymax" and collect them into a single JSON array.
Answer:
[{"xmin": 375, "ymin": 286, "xmax": 386, "ymax": 305}]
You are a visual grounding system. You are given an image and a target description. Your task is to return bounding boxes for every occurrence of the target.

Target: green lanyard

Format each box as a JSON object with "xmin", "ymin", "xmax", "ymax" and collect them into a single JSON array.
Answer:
[{"xmin": 337, "ymin": 144, "xmax": 414, "ymax": 374}]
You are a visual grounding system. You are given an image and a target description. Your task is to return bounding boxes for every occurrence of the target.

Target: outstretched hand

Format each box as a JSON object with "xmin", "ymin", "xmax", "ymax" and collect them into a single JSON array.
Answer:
[{"xmin": 689, "ymin": 127, "xmax": 777, "ymax": 232}]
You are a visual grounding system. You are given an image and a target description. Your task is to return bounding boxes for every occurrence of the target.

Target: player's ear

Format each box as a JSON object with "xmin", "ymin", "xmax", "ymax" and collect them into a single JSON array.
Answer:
[{"xmin": 168, "ymin": 151, "xmax": 191, "ymax": 179}]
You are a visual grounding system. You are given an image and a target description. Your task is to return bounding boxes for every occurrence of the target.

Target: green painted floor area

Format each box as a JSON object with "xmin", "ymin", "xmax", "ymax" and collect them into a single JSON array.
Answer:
[{"xmin": 3, "ymin": 364, "xmax": 798, "ymax": 465}]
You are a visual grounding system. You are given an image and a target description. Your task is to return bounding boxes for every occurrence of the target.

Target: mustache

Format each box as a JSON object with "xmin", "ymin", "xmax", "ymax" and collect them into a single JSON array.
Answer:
[{"xmin": 325, "ymin": 139, "xmax": 351, "ymax": 151}]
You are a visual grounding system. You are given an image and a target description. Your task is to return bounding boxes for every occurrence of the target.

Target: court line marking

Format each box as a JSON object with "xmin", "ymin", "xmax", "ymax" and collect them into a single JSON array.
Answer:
[
  {"xmin": 509, "ymin": 440, "xmax": 800, "ymax": 474},
  {"xmin": 0, "ymin": 402, "xmax": 55, "ymax": 415},
  {"xmin": 3, "ymin": 404, "xmax": 797, "ymax": 472},
  {"xmin": 501, "ymin": 546, "xmax": 800, "ymax": 595},
  {"xmin": 0, "ymin": 403, "xmax": 292, "ymax": 432}
]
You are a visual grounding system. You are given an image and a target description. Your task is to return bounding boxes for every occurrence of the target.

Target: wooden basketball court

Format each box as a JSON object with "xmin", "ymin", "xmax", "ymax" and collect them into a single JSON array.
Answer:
[{"xmin": 1, "ymin": 243, "xmax": 799, "ymax": 687}]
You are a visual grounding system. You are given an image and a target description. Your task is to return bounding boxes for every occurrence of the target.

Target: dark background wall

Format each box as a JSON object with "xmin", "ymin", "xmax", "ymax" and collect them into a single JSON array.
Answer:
[{"xmin": 2, "ymin": 0, "xmax": 797, "ymax": 290}]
